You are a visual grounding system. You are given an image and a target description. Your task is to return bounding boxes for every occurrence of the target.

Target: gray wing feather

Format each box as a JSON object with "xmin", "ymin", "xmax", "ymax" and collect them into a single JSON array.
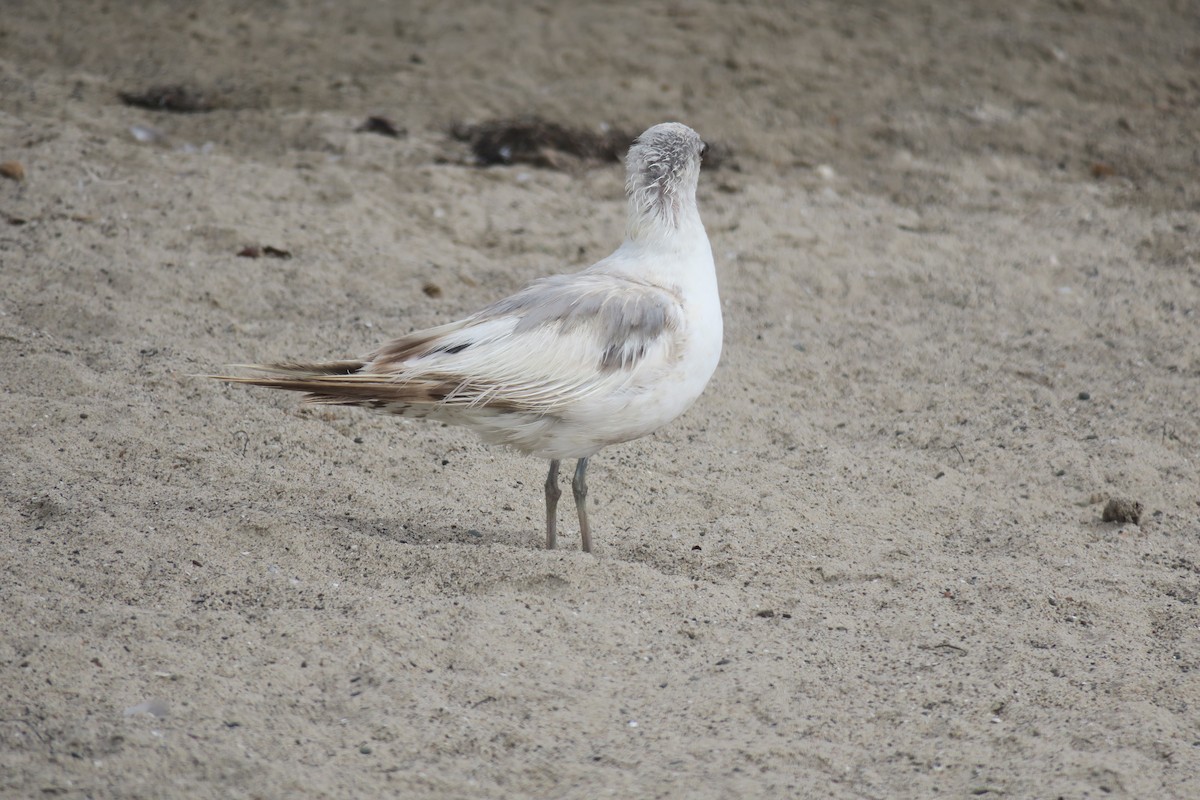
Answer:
[{"xmin": 480, "ymin": 273, "xmax": 681, "ymax": 371}]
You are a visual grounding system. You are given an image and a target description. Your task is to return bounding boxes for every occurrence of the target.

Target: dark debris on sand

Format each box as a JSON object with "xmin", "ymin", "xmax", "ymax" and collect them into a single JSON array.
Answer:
[
  {"xmin": 1102, "ymin": 497, "xmax": 1144, "ymax": 525},
  {"xmin": 119, "ymin": 85, "xmax": 216, "ymax": 113},
  {"xmin": 451, "ymin": 116, "xmax": 731, "ymax": 171},
  {"xmin": 356, "ymin": 116, "xmax": 405, "ymax": 138},
  {"xmin": 237, "ymin": 245, "xmax": 292, "ymax": 260}
]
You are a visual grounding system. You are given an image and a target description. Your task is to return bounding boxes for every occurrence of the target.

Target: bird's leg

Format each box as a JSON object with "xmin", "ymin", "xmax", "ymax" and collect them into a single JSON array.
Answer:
[
  {"xmin": 545, "ymin": 459, "xmax": 561, "ymax": 550},
  {"xmin": 572, "ymin": 457, "xmax": 592, "ymax": 553}
]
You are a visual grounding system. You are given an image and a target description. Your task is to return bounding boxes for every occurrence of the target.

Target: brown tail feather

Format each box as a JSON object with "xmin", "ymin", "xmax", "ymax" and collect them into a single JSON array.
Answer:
[
  {"xmin": 211, "ymin": 365, "xmax": 455, "ymax": 407},
  {"xmin": 241, "ymin": 360, "xmax": 368, "ymax": 377},
  {"xmin": 211, "ymin": 359, "xmax": 525, "ymax": 412}
]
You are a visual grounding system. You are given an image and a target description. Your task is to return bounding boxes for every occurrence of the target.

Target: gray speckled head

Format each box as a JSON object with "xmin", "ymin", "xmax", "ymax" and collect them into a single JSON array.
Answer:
[{"xmin": 625, "ymin": 122, "xmax": 706, "ymax": 234}]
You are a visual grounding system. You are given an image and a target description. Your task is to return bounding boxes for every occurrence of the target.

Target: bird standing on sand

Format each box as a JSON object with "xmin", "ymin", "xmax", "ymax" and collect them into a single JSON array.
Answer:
[{"xmin": 215, "ymin": 122, "xmax": 722, "ymax": 552}]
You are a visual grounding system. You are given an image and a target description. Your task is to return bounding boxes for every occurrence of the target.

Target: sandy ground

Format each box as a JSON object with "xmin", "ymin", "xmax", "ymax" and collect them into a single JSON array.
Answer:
[{"xmin": 2, "ymin": 1, "xmax": 1199, "ymax": 797}]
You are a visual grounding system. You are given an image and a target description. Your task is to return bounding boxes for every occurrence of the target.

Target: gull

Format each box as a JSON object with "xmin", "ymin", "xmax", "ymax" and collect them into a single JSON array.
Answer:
[{"xmin": 214, "ymin": 122, "xmax": 722, "ymax": 552}]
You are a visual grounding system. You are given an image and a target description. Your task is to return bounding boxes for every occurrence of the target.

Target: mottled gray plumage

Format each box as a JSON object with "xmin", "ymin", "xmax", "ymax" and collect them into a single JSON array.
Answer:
[{"xmin": 484, "ymin": 273, "xmax": 681, "ymax": 371}]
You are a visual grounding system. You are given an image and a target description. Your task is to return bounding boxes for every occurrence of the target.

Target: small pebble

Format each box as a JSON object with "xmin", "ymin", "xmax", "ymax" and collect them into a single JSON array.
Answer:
[
  {"xmin": 122, "ymin": 699, "xmax": 169, "ymax": 718},
  {"xmin": 129, "ymin": 124, "xmax": 164, "ymax": 143},
  {"xmin": 0, "ymin": 161, "xmax": 25, "ymax": 181},
  {"xmin": 1077, "ymin": 391, "xmax": 1091, "ymax": 401}
]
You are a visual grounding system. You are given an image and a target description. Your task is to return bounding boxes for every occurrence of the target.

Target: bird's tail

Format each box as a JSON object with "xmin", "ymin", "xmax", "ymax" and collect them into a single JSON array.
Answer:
[
  {"xmin": 211, "ymin": 360, "xmax": 371, "ymax": 404},
  {"xmin": 209, "ymin": 360, "xmax": 458, "ymax": 410}
]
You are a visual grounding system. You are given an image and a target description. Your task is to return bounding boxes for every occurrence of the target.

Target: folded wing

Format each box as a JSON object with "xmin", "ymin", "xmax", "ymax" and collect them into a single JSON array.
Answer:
[{"xmin": 220, "ymin": 273, "xmax": 686, "ymax": 417}]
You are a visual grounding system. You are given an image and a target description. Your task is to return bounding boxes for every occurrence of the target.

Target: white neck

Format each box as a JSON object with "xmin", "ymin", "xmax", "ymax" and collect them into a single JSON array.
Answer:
[{"xmin": 600, "ymin": 204, "xmax": 715, "ymax": 295}]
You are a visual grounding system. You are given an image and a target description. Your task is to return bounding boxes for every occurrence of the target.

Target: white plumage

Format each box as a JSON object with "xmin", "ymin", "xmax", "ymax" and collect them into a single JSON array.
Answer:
[{"xmin": 216, "ymin": 122, "xmax": 722, "ymax": 552}]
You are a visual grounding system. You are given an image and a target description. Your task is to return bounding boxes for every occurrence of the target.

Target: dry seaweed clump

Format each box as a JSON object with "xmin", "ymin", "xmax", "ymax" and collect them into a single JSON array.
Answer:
[
  {"xmin": 119, "ymin": 85, "xmax": 216, "ymax": 113},
  {"xmin": 451, "ymin": 117, "xmax": 631, "ymax": 169},
  {"xmin": 451, "ymin": 116, "xmax": 731, "ymax": 171},
  {"xmin": 1102, "ymin": 497, "xmax": 1144, "ymax": 525},
  {"xmin": 356, "ymin": 116, "xmax": 405, "ymax": 138}
]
